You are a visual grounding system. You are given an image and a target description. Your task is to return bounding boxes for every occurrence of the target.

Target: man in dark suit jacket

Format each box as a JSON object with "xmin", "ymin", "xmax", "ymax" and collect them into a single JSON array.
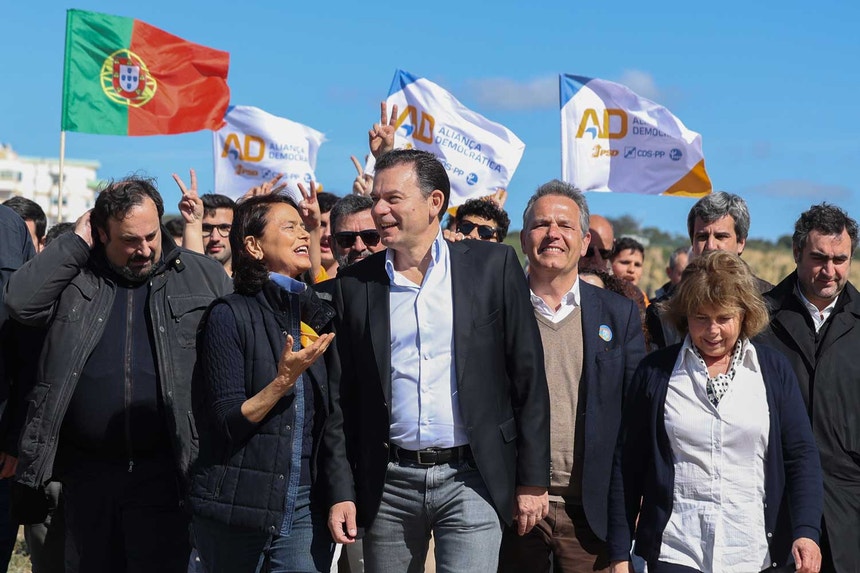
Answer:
[
  {"xmin": 498, "ymin": 181, "xmax": 646, "ymax": 573},
  {"xmin": 323, "ymin": 150, "xmax": 550, "ymax": 573},
  {"xmin": 758, "ymin": 203, "xmax": 860, "ymax": 572}
]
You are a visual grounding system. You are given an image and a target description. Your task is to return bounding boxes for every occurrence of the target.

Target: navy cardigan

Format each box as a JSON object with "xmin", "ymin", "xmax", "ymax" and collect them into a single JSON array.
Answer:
[{"xmin": 607, "ymin": 341, "xmax": 823, "ymax": 568}]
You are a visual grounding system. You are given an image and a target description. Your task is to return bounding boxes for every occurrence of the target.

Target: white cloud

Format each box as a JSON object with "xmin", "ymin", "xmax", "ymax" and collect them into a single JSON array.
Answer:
[
  {"xmin": 464, "ymin": 75, "xmax": 557, "ymax": 111},
  {"xmin": 616, "ymin": 69, "xmax": 662, "ymax": 101},
  {"xmin": 746, "ymin": 180, "xmax": 853, "ymax": 201}
]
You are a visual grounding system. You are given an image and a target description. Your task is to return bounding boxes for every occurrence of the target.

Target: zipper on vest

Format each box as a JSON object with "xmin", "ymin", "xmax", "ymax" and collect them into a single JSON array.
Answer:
[{"xmin": 125, "ymin": 288, "xmax": 134, "ymax": 473}]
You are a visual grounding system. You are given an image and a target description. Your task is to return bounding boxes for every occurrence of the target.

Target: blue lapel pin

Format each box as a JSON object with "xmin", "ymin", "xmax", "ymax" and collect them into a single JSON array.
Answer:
[{"xmin": 599, "ymin": 324, "xmax": 613, "ymax": 342}]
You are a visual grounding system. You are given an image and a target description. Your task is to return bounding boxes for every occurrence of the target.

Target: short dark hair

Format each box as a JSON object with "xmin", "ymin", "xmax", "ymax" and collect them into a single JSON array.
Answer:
[
  {"xmin": 3, "ymin": 196, "xmax": 47, "ymax": 240},
  {"xmin": 686, "ymin": 191, "xmax": 750, "ymax": 242},
  {"xmin": 455, "ymin": 198, "xmax": 511, "ymax": 242},
  {"xmin": 793, "ymin": 203, "xmax": 859, "ymax": 255},
  {"xmin": 164, "ymin": 217, "xmax": 185, "ymax": 237},
  {"xmin": 523, "ymin": 180, "xmax": 589, "ymax": 238},
  {"xmin": 91, "ymin": 176, "xmax": 164, "ymax": 240},
  {"xmin": 201, "ymin": 194, "xmax": 236, "ymax": 218},
  {"xmin": 317, "ymin": 191, "xmax": 339, "ymax": 215},
  {"xmin": 44, "ymin": 222, "xmax": 75, "ymax": 246},
  {"xmin": 330, "ymin": 194, "xmax": 373, "ymax": 235},
  {"xmin": 231, "ymin": 194, "xmax": 301, "ymax": 295},
  {"xmin": 374, "ymin": 149, "xmax": 450, "ymax": 219},
  {"xmin": 612, "ymin": 236, "xmax": 645, "ymax": 259}
]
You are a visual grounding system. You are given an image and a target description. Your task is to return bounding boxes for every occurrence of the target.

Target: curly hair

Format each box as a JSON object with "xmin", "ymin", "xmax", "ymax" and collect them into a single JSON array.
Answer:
[{"xmin": 455, "ymin": 198, "xmax": 511, "ymax": 241}]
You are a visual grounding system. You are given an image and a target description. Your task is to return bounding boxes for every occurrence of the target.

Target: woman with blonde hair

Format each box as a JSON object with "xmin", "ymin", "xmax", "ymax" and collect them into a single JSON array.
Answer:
[{"xmin": 608, "ymin": 250, "xmax": 823, "ymax": 573}]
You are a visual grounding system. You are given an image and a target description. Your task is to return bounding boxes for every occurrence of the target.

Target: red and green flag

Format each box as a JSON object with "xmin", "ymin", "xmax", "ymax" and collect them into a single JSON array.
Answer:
[{"xmin": 61, "ymin": 9, "xmax": 230, "ymax": 136}]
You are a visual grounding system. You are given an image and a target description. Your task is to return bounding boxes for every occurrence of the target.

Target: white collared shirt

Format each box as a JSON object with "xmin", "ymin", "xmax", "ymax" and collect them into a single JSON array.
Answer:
[
  {"xmin": 529, "ymin": 278, "xmax": 580, "ymax": 323},
  {"xmin": 386, "ymin": 230, "xmax": 467, "ymax": 450},
  {"xmin": 659, "ymin": 335, "xmax": 771, "ymax": 573},
  {"xmin": 795, "ymin": 282, "xmax": 839, "ymax": 332}
]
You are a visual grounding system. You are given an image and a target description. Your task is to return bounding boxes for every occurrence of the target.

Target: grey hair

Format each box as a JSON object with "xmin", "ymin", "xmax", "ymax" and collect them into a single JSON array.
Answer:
[
  {"xmin": 793, "ymin": 203, "xmax": 859, "ymax": 254},
  {"xmin": 522, "ymin": 180, "xmax": 590, "ymax": 238},
  {"xmin": 686, "ymin": 191, "xmax": 750, "ymax": 242},
  {"xmin": 668, "ymin": 246, "xmax": 691, "ymax": 270},
  {"xmin": 330, "ymin": 194, "xmax": 373, "ymax": 235}
]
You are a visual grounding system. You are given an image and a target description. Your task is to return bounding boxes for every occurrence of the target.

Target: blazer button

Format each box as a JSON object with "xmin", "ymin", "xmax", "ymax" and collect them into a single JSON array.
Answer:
[
  {"xmin": 766, "ymin": 532, "xmax": 772, "ymax": 538},
  {"xmin": 383, "ymin": 443, "xmax": 389, "ymax": 449},
  {"xmin": 278, "ymin": 474, "xmax": 285, "ymax": 480}
]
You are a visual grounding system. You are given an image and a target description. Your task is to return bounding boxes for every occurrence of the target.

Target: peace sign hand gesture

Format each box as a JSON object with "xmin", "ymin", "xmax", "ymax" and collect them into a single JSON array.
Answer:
[{"xmin": 369, "ymin": 101, "xmax": 398, "ymax": 159}]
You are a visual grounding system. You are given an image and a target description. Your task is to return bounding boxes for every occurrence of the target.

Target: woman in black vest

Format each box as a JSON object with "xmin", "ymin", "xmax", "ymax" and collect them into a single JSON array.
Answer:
[{"xmin": 190, "ymin": 194, "xmax": 336, "ymax": 572}]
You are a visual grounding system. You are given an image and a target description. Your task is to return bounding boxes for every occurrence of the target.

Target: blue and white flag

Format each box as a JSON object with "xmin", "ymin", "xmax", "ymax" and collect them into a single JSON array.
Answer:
[
  {"xmin": 381, "ymin": 70, "xmax": 525, "ymax": 207},
  {"xmin": 213, "ymin": 105, "xmax": 325, "ymax": 203},
  {"xmin": 560, "ymin": 74, "xmax": 711, "ymax": 196}
]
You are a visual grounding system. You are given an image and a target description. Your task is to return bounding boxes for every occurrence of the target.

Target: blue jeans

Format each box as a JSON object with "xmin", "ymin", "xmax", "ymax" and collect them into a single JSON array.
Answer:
[
  {"xmin": 193, "ymin": 484, "xmax": 333, "ymax": 573},
  {"xmin": 364, "ymin": 456, "xmax": 502, "ymax": 573}
]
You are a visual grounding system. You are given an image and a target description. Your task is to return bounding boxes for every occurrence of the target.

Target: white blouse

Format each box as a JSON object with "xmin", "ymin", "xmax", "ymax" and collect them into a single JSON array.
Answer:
[{"xmin": 659, "ymin": 336, "xmax": 771, "ymax": 572}]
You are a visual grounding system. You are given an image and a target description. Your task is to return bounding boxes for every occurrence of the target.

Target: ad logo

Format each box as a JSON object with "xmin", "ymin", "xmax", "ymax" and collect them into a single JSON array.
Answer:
[
  {"xmin": 395, "ymin": 105, "xmax": 435, "ymax": 144},
  {"xmin": 576, "ymin": 109, "xmax": 628, "ymax": 139}
]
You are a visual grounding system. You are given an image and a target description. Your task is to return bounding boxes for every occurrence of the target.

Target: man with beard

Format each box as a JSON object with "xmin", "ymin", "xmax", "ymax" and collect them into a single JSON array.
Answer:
[
  {"xmin": 330, "ymin": 194, "xmax": 385, "ymax": 270},
  {"xmin": 4, "ymin": 176, "xmax": 231, "ymax": 573}
]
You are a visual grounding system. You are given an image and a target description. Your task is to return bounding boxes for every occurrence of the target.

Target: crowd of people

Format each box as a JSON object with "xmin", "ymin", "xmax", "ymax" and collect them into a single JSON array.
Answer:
[{"xmin": 0, "ymin": 107, "xmax": 858, "ymax": 573}]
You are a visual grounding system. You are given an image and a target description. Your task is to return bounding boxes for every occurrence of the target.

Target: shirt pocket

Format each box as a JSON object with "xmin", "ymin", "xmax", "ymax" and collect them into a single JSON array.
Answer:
[{"xmin": 167, "ymin": 294, "xmax": 214, "ymax": 348}]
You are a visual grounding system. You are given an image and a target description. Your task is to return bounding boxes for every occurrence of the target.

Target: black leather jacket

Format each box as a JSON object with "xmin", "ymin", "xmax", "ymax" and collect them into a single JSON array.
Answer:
[{"xmin": 4, "ymin": 231, "xmax": 232, "ymax": 487}]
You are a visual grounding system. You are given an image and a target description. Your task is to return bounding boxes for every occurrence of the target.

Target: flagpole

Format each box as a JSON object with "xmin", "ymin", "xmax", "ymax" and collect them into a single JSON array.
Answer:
[{"xmin": 57, "ymin": 130, "xmax": 66, "ymax": 224}]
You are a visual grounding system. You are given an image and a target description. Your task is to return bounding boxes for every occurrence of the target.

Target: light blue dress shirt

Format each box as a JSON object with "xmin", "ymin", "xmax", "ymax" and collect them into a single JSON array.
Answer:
[{"xmin": 386, "ymin": 230, "xmax": 467, "ymax": 450}]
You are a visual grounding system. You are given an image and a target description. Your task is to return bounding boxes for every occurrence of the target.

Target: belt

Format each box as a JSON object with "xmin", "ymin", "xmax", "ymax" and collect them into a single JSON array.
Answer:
[{"xmin": 390, "ymin": 445, "xmax": 471, "ymax": 467}]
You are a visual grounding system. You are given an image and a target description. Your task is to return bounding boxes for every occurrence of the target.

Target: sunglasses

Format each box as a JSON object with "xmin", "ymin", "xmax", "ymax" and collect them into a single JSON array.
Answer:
[
  {"xmin": 457, "ymin": 221, "xmax": 498, "ymax": 241},
  {"xmin": 201, "ymin": 223, "xmax": 232, "ymax": 238},
  {"xmin": 333, "ymin": 230, "xmax": 381, "ymax": 249},
  {"xmin": 585, "ymin": 246, "xmax": 613, "ymax": 259}
]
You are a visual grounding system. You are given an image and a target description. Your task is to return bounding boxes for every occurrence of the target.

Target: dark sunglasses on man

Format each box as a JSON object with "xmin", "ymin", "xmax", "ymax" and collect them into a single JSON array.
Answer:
[
  {"xmin": 457, "ymin": 220, "xmax": 498, "ymax": 241},
  {"xmin": 333, "ymin": 230, "xmax": 381, "ymax": 249},
  {"xmin": 584, "ymin": 245, "xmax": 613, "ymax": 259}
]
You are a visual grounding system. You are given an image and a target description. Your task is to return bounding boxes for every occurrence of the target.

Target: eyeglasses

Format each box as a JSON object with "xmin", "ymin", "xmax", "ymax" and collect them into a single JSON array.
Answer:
[
  {"xmin": 585, "ymin": 246, "xmax": 613, "ymax": 259},
  {"xmin": 333, "ymin": 230, "xmax": 381, "ymax": 249},
  {"xmin": 201, "ymin": 223, "xmax": 232, "ymax": 238},
  {"xmin": 457, "ymin": 221, "xmax": 498, "ymax": 241}
]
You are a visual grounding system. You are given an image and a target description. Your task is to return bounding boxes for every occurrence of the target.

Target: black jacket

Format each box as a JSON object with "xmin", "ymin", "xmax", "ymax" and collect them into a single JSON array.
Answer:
[
  {"xmin": 759, "ymin": 273, "xmax": 860, "ymax": 571},
  {"xmin": 4, "ymin": 231, "xmax": 232, "ymax": 488},
  {"xmin": 189, "ymin": 281, "xmax": 335, "ymax": 533},
  {"xmin": 607, "ymin": 342, "xmax": 823, "ymax": 566},
  {"xmin": 321, "ymin": 240, "xmax": 550, "ymax": 528}
]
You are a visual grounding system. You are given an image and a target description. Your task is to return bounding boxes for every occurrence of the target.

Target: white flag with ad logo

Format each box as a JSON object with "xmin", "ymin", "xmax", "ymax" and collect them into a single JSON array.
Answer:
[
  {"xmin": 213, "ymin": 105, "xmax": 325, "ymax": 203},
  {"xmin": 379, "ymin": 69, "xmax": 525, "ymax": 207},
  {"xmin": 560, "ymin": 74, "xmax": 711, "ymax": 196}
]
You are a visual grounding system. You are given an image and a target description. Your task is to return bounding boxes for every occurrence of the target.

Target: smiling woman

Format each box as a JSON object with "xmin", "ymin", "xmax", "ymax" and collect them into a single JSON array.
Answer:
[
  {"xmin": 608, "ymin": 251, "xmax": 824, "ymax": 573},
  {"xmin": 189, "ymin": 193, "xmax": 337, "ymax": 572}
]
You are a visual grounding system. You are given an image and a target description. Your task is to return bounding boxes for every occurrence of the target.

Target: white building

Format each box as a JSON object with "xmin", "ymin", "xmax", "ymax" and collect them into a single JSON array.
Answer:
[{"xmin": 0, "ymin": 142, "xmax": 100, "ymax": 224}]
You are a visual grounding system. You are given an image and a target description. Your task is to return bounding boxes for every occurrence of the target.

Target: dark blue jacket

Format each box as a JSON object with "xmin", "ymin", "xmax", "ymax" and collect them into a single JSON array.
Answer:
[
  {"xmin": 607, "ymin": 341, "xmax": 823, "ymax": 567},
  {"xmin": 189, "ymin": 280, "xmax": 334, "ymax": 534}
]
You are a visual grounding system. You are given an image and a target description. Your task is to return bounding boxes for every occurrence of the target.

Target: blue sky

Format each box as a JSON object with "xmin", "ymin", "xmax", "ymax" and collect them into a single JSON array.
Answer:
[{"xmin": 2, "ymin": 0, "xmax": 858, "ymax": 240}]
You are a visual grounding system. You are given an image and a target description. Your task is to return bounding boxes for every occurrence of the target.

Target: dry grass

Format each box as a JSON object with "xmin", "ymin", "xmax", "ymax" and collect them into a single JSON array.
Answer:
[{"xmin": 640, "ymin": 245, "xmax": 860, "ymax": 298}]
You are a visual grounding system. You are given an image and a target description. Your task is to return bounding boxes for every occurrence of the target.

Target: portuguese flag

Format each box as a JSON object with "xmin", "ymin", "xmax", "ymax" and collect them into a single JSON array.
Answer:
[{"xmin": 61, "ymin": 9, "xmax": 230, "ymax": 136}]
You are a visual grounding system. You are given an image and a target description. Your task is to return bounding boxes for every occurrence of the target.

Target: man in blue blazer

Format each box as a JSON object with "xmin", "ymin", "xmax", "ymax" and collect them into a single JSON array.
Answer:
[
  {"xmin": 499, "ymin": 181, "xmax": 646, "ymax": 573},
  {"xmin": 323, "ymin": 150, "xmax": 550, "ymax": 573}
]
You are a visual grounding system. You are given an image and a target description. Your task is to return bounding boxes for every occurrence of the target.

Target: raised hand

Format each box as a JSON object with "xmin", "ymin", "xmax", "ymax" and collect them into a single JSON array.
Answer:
[
  {"xmin": 351, "ymin": 155, "xmax": 374, "ymax": 196},
  {"xmin": 368, "ymin": 101, "xmax": 398, "ymax": 159},
  {"xmin": 273, "ymin": 334, "xmax": 335, "ymax": 395},
  {"xmin": 297, "ymin": 181, "xmax": 321, "ymax": 231},
  {"xmin": 486, "ymin": 188, "xmax": 508, "ymax": 209},
  {"xmin": 173, "ymin": 169, "xmax": 203, "ymax": 224},
  {"xmin": 74, "ymin": 209, "xmax": 94, "ymax": 248},
  {"xmin": 241, "ymin": 173, "xmax": 285, "ymax": 202}
]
